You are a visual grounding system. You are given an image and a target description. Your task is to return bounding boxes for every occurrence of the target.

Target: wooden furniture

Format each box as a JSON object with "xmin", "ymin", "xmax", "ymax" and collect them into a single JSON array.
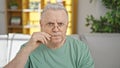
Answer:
[
  {"xmin": 6, "ymin": 0, "xmax": 40, "ymax": 34},
  {"xmin": 6, "ymin": 0, "xmax": 78, "ymax": 35},
  {"xmin": 6, "ymin": 0, "xmax": 23, "ymax": 33},
  {"xmin": 22, "ymin": 0, "xmax": 41, "ymax": 34}
]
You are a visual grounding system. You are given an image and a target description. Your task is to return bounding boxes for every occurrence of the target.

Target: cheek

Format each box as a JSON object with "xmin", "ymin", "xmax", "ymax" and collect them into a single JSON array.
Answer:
[
  {"xmin": 62, "ymin": 27, "xmax": 68, "ymax": 33},
  {"xmin": 61, "ymin": 28, "xmax": 67, "ymax": 37},
  {"xmin": 42, "ymin": 27, "xmax": 53, "ymax": 35},
  {"xmin": 42, "ymin": 27, "xmax": 50, "ymax": 32},
  {"xmin": 40, "ymin": 23, "xmax": 49, "ymax": 32},
  {"xmin": 59, "ymin": 27, "xmax": 67, "ymax": 35}
]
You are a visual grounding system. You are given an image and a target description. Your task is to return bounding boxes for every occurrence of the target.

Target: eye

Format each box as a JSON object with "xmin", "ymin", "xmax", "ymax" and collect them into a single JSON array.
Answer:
[
  {"xmin": 58, "ymin": 22, "xmax": 64, "ymax": 27},
  {"xmin": 47, "ymin": 22, "xmax": 54, "ymax": 26}
]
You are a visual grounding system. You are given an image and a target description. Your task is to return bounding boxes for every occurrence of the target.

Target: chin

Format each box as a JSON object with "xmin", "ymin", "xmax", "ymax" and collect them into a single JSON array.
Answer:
[
  {"xmin": 51, "ymin": 39, "xmax": 62, "ymax": 44},
  {"xmin": 50, "ymin": 35, "xmax": 66, "ymax": 44}
]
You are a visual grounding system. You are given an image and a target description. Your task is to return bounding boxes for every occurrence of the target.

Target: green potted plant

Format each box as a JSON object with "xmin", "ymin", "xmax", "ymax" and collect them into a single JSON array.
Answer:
[
  {"xmin": 9, "ymin": 0, "xmax": 18, "ymax": 9},
  {"xmin": 86, "ymin": 0, "xmax": 120, "ymax": 33}
]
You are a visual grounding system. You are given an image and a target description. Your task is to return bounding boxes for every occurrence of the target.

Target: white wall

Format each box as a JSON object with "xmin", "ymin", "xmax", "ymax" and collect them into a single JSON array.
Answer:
[
  {"xmin": 0, "ymin": 0, "xmax": 6, "ymax": 34},
  {"xmin": 77, "ymin": 0, "xmax": 107, "ymax": 34}
]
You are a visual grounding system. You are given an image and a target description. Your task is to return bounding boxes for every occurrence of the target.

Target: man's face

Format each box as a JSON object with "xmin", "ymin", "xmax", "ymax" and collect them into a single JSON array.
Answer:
[{"xmin": 41, "ymin": 9, "xmax": 68, "ymax": 44}]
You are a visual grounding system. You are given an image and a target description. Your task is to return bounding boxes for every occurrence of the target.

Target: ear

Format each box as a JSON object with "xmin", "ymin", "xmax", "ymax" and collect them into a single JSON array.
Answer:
[
  {"xmin": 66, "ymin": 21, "xmax": 69, "ymax": 27},
  {"xmin": 40, "ymin": 20, "xmax": 43, "ymax": 27},
  {"xmin": 40, "ymin": 20, "xmax": 44, "ymax": 31},
  {"xmin": 40, "ymin": 20, "xmax": 41, "ymax": 26}
]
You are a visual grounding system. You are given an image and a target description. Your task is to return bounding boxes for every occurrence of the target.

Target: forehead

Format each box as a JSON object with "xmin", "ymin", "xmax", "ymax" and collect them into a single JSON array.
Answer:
[{"xmin": 42, "ymin": 9, "xmax": 68, "ymax": 21}]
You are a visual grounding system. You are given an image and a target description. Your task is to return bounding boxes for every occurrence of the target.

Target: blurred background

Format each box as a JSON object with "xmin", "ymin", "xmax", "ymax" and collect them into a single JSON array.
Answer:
[
  {"xmin": 0, "ymin": 0, "xmax": 120, "ymax": 68},
  {"xmin": 0, "ymin": 0, "xmax": 107, "ymax": 35}
]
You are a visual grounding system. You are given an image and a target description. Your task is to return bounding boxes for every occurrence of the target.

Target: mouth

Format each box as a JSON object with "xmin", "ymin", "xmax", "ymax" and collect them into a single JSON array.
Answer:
[
  {"xmin": 51, "ymin": 34, "xmax": 61, "ymax": 40},
  {"xmin": 51, "ymin": 33, "xmax": 61, "ymax": 37},
  {"xmin": 51, "ymin": 35, "xmax": 60, "ymax": 38}
]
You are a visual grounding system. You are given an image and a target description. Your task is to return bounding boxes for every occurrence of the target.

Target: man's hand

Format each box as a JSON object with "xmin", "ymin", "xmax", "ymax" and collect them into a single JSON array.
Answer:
[
  {"xmin": 4, "ymin": 32, "xmax": 51, "ymax": 68},
  {"xmin": 26, "ymin": 32, "xmax": 51, "ymax": 51}
]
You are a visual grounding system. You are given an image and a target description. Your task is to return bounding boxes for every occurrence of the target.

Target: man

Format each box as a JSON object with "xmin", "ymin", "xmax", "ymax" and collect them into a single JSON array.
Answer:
[{"xmin": 4, "ymin": 3, "xmax": 94, "ymax": 68}]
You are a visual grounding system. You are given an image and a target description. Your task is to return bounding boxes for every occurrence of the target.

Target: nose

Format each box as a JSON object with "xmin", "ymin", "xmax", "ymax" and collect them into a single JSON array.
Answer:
[{"xmin": 52, "ymin": 23, "xmax": 59, "ymax": 32}]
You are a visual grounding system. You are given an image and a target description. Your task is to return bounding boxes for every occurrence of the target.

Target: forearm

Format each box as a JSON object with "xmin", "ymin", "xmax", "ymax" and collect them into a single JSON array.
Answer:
[
  {"xmin": 4, "ymin": 45, "xmax": 33, "ymax": 68},
  {"xmin": 4, "ymin": 32, "xmax": 50, "ymax": 68}
]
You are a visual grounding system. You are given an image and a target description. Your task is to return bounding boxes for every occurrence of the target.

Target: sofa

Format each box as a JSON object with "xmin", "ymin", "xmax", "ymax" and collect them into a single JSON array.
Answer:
[
  {"xmin": 0, "ymin": 33, "xmax": 30, "ymax": 68},
  {"xmin": 0, "ymin": 33, "xmax": 120, "ymax": 68}
]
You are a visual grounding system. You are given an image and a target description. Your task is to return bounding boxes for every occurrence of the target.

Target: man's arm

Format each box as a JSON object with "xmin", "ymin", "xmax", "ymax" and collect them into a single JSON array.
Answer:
[
  {"xmin": 81, "ymin": 45, "xmax": 94, "ymax": 68},
  {"xmin": 4, "ymin": 32, "xmax": 51, "ymax": 68},
  {"xmin": 4, "ymin": 44, "xmax": 34, "ymax": 68},
  {"xmin": 76, "ymin": 42, "xmax": 94, "ymax": 68}
]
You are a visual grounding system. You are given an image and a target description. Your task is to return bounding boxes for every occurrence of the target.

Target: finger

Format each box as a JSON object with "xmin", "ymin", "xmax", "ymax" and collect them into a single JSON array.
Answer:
[
  {"xmin": 38, "ymin": 37, "xmax": 45, "ymax": 44},
  {"xmin": 32, "ymin": 32, "xmax": 51, "ymax": 44},
  {"xmin": 42, "ymin": 36, "xmax": 48, "ymax": 44},
  {"xmin": 37, "ymin": 35, "xmax": 48, "ymax": 44},
  {"xmin": 42, "ymin": 32, "xmax": 51, "ymax": 37},
  {"xmin": 45, "ymin": 35, "xmax": 51, "ymax": 41},
  {"xmin": 41, "ymin": 32, "xmax": 51, "ymax": 41}
]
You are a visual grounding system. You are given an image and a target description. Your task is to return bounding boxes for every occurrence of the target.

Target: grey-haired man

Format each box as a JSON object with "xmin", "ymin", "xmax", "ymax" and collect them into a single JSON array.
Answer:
[{"xmin": 4, "ymin": 3, "xmax": 94, "ymax": 68}]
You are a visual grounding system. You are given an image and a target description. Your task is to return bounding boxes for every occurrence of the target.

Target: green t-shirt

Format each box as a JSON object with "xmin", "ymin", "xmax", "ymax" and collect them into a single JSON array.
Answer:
[{"xmin": 24, "ymin": 36, "xmax": 94, "ymax": 68}]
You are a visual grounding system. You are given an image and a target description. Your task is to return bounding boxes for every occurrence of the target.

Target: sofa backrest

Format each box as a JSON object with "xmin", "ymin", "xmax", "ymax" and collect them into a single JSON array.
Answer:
[
  {"xmin": 7, "ymin": 33, "xmax": 30, "ymax": 61},
  {"xmin": 0, "ymin": 33, "xmax": 30, "ymax": 67},
  {"xmin": 80, "ymin": 33, "xmax": 120, "ymax": 68}
]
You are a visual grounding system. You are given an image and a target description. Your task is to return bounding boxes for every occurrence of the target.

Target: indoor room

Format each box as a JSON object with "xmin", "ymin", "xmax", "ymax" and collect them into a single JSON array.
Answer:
[{"xmin": 0, "ymin": 0, "xmax": 120, "ymax": 68}]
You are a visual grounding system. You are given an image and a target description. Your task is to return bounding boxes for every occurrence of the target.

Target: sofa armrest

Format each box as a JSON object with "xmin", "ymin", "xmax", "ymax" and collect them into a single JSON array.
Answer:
[{"xmin": 0, "ymin": 35, "xmax": 8, "ymax": 67}]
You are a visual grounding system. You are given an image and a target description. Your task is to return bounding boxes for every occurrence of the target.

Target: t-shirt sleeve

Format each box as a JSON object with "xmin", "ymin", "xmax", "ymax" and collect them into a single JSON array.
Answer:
[
  {"xmin": 24, "ymin": 57, "xmax": 30, "ymax": 68},
  {"xmin": 77, "ymin": 42, "xmax": 94, "ymax": 68}
]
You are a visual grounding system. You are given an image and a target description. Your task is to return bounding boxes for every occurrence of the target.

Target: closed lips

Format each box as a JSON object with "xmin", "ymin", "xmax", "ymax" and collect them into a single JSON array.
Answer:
[{"xmin": 51, "ymin": 33, "xmax": 61, "ymax": 36}]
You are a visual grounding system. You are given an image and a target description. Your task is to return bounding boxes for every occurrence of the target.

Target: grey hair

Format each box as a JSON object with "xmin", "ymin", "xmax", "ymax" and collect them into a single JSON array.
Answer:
[{"xmin": 41, "ymin": 3, "xmax": 68, "ymax": 19}]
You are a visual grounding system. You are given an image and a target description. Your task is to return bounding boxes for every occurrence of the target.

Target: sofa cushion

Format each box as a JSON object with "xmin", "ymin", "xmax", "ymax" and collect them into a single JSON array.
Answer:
[{"xmin": 80, "ymin": 33, "xmax": 120, "ymax": 68}]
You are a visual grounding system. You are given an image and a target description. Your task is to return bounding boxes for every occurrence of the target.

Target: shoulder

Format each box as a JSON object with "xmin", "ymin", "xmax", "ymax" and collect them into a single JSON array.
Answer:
[
  {"xmin": 66, "ymin": 36, "xmax": 86, "ymax": 47},
  {"xmin": 66, "ymin": 36, "xmax": 88, "ymax": 51}
]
